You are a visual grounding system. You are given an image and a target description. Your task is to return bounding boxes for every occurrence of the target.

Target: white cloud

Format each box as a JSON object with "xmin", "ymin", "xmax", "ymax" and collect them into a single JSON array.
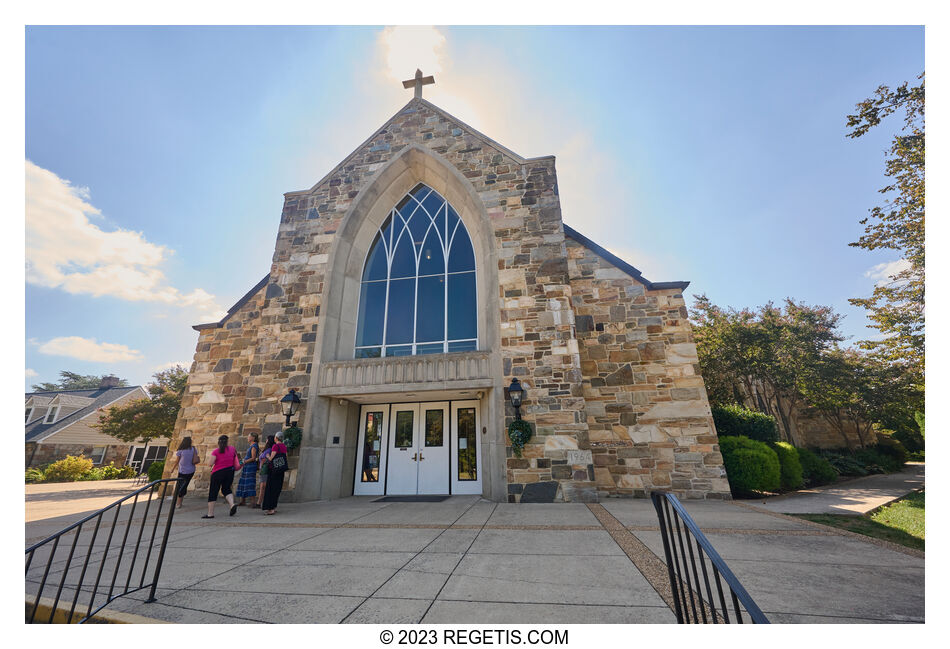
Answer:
[
  {"xmin": 25, "ymin": 368, "xmax": 38, "ymax": 378},
  {"xmin": 37, "ymin": 336, "xmax": 144, "ymax": 363},
  {"xmin": 25, "ymin": 160, "xmax": 225, "ymax": 320},
  {"xmin": 153, "ymin": 360, "xmax": 190, "ymax": 372},
  {"xmin": 380, "ymin": 26, "xmax": 446, "ymax": 83},
  {"xmin": 865, "ymin": 259, "xmax": 912, "ymax": 286}
]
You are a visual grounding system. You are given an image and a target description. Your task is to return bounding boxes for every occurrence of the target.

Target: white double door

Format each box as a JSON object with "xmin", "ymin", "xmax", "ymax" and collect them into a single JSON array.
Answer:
[{"xmin": 353, "ymin": 401, "xmax": 481, "ymax": 496}]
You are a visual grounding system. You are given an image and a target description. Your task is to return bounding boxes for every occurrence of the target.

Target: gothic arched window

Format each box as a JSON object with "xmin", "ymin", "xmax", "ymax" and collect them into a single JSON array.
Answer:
[{"xmin": 355, "ymin": 184, "xmax": 477, "ymax": 358}]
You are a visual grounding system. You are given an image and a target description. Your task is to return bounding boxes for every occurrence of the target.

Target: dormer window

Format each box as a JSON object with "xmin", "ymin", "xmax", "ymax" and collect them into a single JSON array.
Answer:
[
  {"xmin": 44, "ymin": 406, "xmax": 60, "ymax": 424},
  {"xmin": 25, "ymin": 408, "xmax": 33, "ymax": 424}
]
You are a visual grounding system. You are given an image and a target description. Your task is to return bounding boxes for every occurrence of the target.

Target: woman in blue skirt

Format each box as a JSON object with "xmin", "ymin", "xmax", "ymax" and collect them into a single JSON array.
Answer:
[{"xmin": 235, "ymin": 432, "xmax": 259, "ymax": 507}]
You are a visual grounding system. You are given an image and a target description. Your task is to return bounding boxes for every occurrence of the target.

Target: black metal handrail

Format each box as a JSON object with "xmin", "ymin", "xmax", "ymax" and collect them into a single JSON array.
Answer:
[
  {"xmin": 25, "ymin": 477, "xmax": 181, "ymax": 623},
  {"xmin": 651, "ymin": 491, "xmax": 769, "ymax": 624}
]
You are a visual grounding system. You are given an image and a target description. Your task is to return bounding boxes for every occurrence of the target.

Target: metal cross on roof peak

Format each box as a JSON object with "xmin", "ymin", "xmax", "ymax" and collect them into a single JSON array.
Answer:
[{"xmin": 402, "ymin": 69, "xmax": 435, "ymax": 99}]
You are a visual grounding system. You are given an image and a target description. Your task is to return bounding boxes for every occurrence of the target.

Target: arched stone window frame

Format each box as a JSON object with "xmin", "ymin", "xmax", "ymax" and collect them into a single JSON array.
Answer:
[
  {"xmin": 354, "ymin": 183, "xmax": 478, "ymax": 358},
  {"xmin": 314, "ymin": 145, "xmax": 501, "ymax": 365}
]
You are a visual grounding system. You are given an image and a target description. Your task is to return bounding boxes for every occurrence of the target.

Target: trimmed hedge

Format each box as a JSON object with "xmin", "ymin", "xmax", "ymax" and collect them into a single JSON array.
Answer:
[
  {"xmin": 797, "ymin": 448, "xmax": 837, "ymax": 486},
  {"xmin": 719, "ymin": 435, "xmax": 781, "ymax": 496},
  {"xmin": 712, "ymin": 404, "xmax": 778, "ymax": 443},
  {"xmin": 147, "ymin": 460, "xmax": 166, "ymax": 482},
  {"xmin": 770, "ymin": 442, "xmax": 804, "ymax": 490}
]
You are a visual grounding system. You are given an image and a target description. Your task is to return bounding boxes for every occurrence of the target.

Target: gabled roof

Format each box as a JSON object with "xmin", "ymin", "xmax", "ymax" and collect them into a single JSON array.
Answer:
[
  {"xmin": 563, "ymin": 225, "xmax": 690, "ymax": 291},
  {"xmin": 191, "ymin": 98, "xmax": 689, "ymax": 330},
  {"xmin": 193, "ymin": 274, "xmax": 269, "ymax": 331},
  {"xmin": 25, "ymin": 386, "xmax": 147, "ymax": 443},
  {"xmin": 284, "ymin": 97, "xmax": 553, "ymax": 198}
]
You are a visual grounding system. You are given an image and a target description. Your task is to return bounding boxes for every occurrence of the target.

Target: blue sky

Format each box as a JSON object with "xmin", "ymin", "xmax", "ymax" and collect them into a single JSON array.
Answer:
[{"xmin": 24, "ymin": 25, "xmax": 924, "ymax": 390}]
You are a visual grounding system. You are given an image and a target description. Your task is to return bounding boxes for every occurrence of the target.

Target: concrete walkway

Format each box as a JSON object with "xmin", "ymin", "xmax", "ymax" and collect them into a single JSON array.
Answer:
[
  {"xmin": 754, "ymin": 463, "xmax": 924, "ymax": 515},
  {"xmin": 25, "ymin": 491, "xmax": 924, "ymax": 624}
]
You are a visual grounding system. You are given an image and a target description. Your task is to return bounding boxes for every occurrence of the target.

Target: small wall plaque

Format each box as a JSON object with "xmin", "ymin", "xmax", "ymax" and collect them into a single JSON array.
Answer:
[{"xmin": 567, "ymin": 450, "xmax": 592, "ymax": 465}]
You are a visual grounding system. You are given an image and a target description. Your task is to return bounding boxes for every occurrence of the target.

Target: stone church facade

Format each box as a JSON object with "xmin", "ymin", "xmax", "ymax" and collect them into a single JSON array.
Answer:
[{"xmin": 165, "ymin": 91, "xmax": 730, "ymax": 503}]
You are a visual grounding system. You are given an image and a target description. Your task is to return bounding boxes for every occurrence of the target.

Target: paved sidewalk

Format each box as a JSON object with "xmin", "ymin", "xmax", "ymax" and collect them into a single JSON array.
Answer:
[
  {"xmin": 25, "ymin": 493, "xmax": 924, "ymax": 624},
  {"xmin": 754, "ymin": 463, "xmax": 924, "ymax": 515}
]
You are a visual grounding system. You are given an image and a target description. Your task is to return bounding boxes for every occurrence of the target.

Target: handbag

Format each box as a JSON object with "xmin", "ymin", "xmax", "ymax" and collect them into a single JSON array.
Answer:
[{"xmin": 270, "ymin": 452, "xmax": 288, "ymax": 472}]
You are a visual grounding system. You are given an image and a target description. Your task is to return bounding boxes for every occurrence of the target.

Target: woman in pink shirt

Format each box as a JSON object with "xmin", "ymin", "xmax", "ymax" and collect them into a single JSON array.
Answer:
[{"xmin": 203, "ymin": 434, "xmax": 241, "ymax": 519}]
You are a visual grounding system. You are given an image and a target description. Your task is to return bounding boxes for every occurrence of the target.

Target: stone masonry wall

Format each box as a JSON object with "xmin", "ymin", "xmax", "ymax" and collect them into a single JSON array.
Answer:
[
  {"xmin": 166, "ymin": 282, "xmax": 308, "ymax": 495},
  {"xmin": 565, "ymin": 240, "xmax": 730, "ymax": 499},
  {"xmin": 270, "ymin": 99, "xmax": 589, "ymax": 503},
  {"xmin": 167, "ymin": 97, "xmax": 727, "ymax": 501}
]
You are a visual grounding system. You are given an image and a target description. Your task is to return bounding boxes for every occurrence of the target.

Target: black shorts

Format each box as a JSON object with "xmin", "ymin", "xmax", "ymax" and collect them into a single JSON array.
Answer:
[
  {"xmin": 177, "ymin": 472, "xmax": 194, "ymax": 497},
  {"xmin": 208, "ymin": 468, "xmax": 235, "ymax": 502}
]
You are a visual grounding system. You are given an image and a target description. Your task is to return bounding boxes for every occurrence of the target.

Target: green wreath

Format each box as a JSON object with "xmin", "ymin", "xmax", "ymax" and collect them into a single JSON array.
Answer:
[
  {"xmin": 507, "ymin": 419, "xmax": 534, "ymax": 458},
  {"xmin": 282, "ymin": 425, "xmax": 303, "ymax": 450}
]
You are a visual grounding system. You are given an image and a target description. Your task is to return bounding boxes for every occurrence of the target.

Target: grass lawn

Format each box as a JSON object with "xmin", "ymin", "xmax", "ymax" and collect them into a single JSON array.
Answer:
[{"xmin": 794, "ymin": 489, "xmax": 925, "ymax": 552}]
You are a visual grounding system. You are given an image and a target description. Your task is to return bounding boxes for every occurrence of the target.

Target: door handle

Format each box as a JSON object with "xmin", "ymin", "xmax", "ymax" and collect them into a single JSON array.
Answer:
[
  {"xmin": 418, "ymin": 453, "xmax": 425, "ymax": 461},
  {"xmin": 412, "ymin": 453, "xmax": 418, "ymax": 461}
]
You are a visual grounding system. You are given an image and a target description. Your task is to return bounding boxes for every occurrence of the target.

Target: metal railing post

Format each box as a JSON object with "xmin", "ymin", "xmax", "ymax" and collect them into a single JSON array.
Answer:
[
  {"xmin": 146, "ymin": 477, "xmax": 182, "ymax": 603},
  {"xmin": 26, "ymin": 478, "xmax": 182, "ymax": 624},
  {"xmin": 650, "ymin": 491, "xmax": 769, "ymax": 624}
]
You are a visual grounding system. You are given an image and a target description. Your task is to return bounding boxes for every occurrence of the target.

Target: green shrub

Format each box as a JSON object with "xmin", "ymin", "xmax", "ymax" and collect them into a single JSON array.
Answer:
[
  {"xmin": 712, "ymin": 404, "xmax": 778, "ymax": 443},
  {"xmin": 875, "ymin": 437, "xmax": 909, "ymax": 466},
  {"xmin": 770, "ymin": 441, "xmax": 804, "ymax": 490},
  {"xmin": 43, "ymin": 455, "xmax": 94, "ymax": 482},
  {"xmin": 147, "ymin": 460, "xmax": 165, "ymax": 482},
  {"xmin": 25, "ymin": 467, "xmax": 46, "ymax": 484},
  {"xmin": 719, "ymin": 435, "xmax": 781, "ymax": 496},
  {"xmin": 892, "ymin": 426, "xmax": 924, "ymax": 453},
  {"xmin": 797, "ymin": 448, "xmax": 837, "ymax": 486},
  {"xmin": 821, "ymin": 451, "xmax": 869, "ymax": 477},
  {"xmin": 854, "ymin": 448, "xmax": 900, "ymax": 473},
  {"xmin": 81, "ymin": 462, "xmax": 131, "ymax": 481}
]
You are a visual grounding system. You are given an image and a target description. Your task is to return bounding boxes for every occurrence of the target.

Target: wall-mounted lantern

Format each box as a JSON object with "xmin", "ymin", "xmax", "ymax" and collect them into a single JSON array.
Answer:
[
  {"xmin": 507, "ymin": 377, "xmax": 526, "ymax": 420},
  {"xmin": 280, "ymin": 388, "xmax": 301, "ymax": 427}
]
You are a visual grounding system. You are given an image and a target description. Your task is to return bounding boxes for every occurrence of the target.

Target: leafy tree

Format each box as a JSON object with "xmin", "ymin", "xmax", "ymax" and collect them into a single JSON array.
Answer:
[
  {"xmin": 32, "ymin": 371, "xmax": 129, "ymax": 392},
  {"xmin": 95, "ymin": 365, "xmax": 188, "ymax": 443},
  {"xmin": 692, "ymin": 295, "xmax": 842, "ymax": 443},
  {"xmin": 800, "ymin": 349, "xmax": 880, "ymax": 449},
  {"xmin": 694, "ymin": 295, "xmax": 922, "ymax": 449},
  {"xmin": 846, "ymin": 74, "xmax": 925, "ymax": 368}
]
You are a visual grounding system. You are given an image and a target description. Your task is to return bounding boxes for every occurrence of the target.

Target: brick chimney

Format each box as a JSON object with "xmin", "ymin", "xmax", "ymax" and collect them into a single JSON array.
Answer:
[{"xmin": 99, "ymin": 375, "xmax": 120, "ymax": 388}]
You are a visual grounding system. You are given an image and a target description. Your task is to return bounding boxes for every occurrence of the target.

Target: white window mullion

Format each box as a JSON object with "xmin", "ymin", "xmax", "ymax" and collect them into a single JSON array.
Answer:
[{"xmin": 381, "ymin": 217, "xmax": 394, "ymax": 358}]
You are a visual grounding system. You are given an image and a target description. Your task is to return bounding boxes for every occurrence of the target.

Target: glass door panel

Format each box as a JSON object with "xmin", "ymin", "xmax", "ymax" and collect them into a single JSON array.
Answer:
[
  {"xmin": 451, "ymin": 400, "xmax": 482, "ymax": 495},
  {"xmin": 354, "ymin": 405, "xmax": 389, "ymax": 496}
]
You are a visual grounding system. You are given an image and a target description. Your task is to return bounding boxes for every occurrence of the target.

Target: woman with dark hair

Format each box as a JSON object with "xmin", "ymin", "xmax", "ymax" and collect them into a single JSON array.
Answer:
[
  {"xmin": 203, "ymin": 434, "xmax": 240, "ymax": 519},
  {"xmin": 261, "ymin": 432, "xmax": 288, "ymax": 515},
  {"xmin": 235, "ymin": 432, "xmax": 259, "ymax": 506},
  {"xmin": 256, "ymin": 435, "xmax": 275, "ymax": 509},
  {"xmin": 168, "ymin": 436, "xmax": 200, "ymax": 509}
]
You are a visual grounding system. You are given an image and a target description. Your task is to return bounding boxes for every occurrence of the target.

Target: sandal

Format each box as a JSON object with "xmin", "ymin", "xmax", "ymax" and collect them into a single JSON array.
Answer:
[
  {"xmin": 230, "ymin": 504, "xmax": 238, "ymax": 517},
  {"xmin": 201, "ymin": 515, "xmax": 214, "ymax": 519}
]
